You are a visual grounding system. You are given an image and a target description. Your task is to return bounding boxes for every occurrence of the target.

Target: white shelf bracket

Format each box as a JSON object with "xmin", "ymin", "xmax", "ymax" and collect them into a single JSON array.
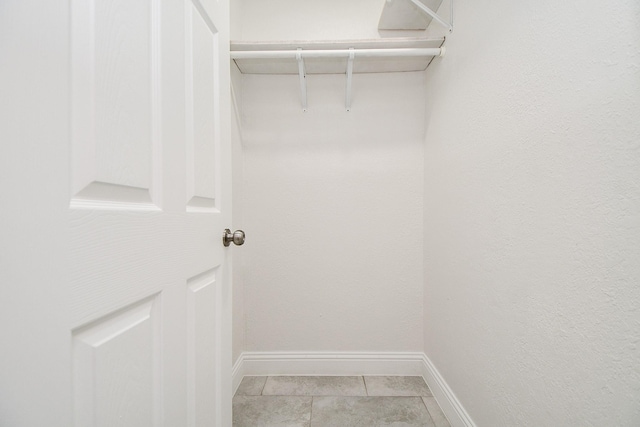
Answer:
[
  {"xmin": 296, "ymin": 48, "xmax": 308, "ymax": 112},
  {"xmin": 406, "ymin": 0, "xmax": 453, "ymax": 33},
  {"xmin": 345, "ymin": 48, "xmax": 355, "ymax": 112}
]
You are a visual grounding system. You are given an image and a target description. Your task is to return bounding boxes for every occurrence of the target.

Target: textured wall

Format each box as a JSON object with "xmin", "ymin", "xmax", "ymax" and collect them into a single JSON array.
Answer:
[
  {"xmin": 423, "ymin": 1, "xmax": 640, "ymax": 425},
  {"xmin": 241, "ymin": 72, "xmax": 425, "ymax": 352}
]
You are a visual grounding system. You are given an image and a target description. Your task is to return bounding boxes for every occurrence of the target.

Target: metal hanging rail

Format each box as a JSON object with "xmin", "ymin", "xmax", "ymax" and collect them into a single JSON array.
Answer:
[{"xmin": 230, "ymin": 47, "xmax": 444, "ymax": 60}]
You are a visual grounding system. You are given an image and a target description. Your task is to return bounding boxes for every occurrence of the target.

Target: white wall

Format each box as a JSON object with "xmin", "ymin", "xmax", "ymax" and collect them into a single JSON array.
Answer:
[
  {"xmin": 230, "ymin": 0, "xmax": 243, "ymax": 40},
  {"xmin": 237, "ymin": 0, "xmax": 424, "ymax": 41},
  {"xmin": 241, "ymin": 72, "xmax": 425, "ymax": 352},
  {"xmin": 236, "ymin": 0, "xmax": 427, "ymax": 355},
  {"xmin": 423, "ymin": 1, "xmax": 640, "ymax": 425}
]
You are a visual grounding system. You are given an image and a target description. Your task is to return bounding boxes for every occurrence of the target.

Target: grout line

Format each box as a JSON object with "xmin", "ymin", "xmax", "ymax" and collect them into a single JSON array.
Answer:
[
  {"xmin": 420, "ymin": 396, "xmax": 437, "ymax": 425},
  {"xmin": 362, "ymin": 376, "xmax": 369, "ymax": 396},
  {"xmin": 260, "ymin": 376, "xmax": 268, "ymax": 395},
  {"xmin": 420, "ymin": 396, "xmax": 430, "ymax": 410},
  {"xmin": 310, "ymin": 396, "xmax": 314, "ymax": 423}
]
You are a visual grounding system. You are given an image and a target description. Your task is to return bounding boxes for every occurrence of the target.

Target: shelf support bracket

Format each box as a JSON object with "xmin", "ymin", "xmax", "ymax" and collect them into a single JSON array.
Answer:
[
  {"xmin": 345, "ymin": 48, "xmax": 355, "ymax": 112},
  {"xmin": 406, "ymin": 0, "xmax": 453, "ymax": 33},
  {"xmin": 296, "ymin": 48, "xmax": 308, "ymax": 112}
]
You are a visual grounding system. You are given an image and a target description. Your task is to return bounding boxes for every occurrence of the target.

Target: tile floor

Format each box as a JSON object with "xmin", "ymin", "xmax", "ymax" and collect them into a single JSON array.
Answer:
[{"xmin": 233, "ymin": 376, "xmax": 451, "ymax": 427}]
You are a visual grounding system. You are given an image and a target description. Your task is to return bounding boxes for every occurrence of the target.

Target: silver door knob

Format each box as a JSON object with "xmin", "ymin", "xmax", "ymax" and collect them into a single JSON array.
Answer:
[{"xmin": 223, "ymin": 229, "xmax": 245, "ymax": 247}]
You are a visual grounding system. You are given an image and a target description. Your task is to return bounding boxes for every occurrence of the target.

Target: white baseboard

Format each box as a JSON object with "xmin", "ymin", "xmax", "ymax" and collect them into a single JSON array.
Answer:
[
  {"xmin": 232, "ymin": 351, "xmax": 424, "ymax": 393},
  {"xmin": 236, "ymin": 351, "xmax": 425, "ymax": 375},
  {"xmin": 231, "ymin": 354, "xmax": 247, "ymax": 395},
  {"xmin": 420, "ymin": 354, "xmax": 476, "ymax": 427},
  {"xmin": 231, "ymin": 351, "xmax": 475, "ymax": 427}
]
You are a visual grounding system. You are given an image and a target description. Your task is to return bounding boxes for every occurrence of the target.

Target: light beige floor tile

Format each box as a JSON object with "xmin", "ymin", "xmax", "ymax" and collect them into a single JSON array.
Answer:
[
  {"xmin": 364, "ymin": 376, "xmax": 432, "ymax": 396},
  {"xmin": 422, "ymin": 397, "xmax": 451, "ymax": 427},
  {"xmin": 311, "ymin": 396, "xmax": 435, "ymax": 427},
  {"xmin": 233, "ymin": 395, "xmax": 312, "ymax": 427},
  {"xmin": 262, "ymin": 376, "xmax": 366, "ymax": 396},
  {"xmin": 235, "ymin": 376, "xmax": 268, "ymax": 396}
]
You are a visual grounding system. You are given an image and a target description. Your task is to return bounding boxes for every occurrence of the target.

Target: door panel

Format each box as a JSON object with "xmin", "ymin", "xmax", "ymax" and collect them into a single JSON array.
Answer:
[
  {"xmin": 186, "ymin": 2, "xmax": 219, "ymax": 211},
  {"xmin": 70, "ymin": 0, "xmax": 161, "ymax": 209},
  {"xmin": 187, "ymin": 268, "xmax": 219, "ymax": 426},
  {"xmin": 0, "ymin": 0, "xmax": 232, "ymax": 425},
  {"xmin": 69, "ymin": 0, "xmax": 231, "ymax": 423},
  {"xmin": 72, "ymin": 295, "xmax": 161, "ymax": 427}
]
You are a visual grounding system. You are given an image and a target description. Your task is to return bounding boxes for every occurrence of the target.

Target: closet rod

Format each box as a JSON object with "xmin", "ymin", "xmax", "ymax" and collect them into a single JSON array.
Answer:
[{"xmin": 231, "ymin": 47, "xmax": 444, "ymax": 60}]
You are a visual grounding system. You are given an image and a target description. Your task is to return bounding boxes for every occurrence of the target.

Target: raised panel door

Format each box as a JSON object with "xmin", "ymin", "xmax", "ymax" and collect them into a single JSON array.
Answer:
[{"xmin": 0, "ymin": 0, "xmax": 232, "ymax": 425}]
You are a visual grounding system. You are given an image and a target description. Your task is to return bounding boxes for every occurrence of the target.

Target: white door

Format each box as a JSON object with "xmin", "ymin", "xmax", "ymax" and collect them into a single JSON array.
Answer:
[{"xmin": 0, "ymin": 0, "xmax": 232, "ymax": 425}]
